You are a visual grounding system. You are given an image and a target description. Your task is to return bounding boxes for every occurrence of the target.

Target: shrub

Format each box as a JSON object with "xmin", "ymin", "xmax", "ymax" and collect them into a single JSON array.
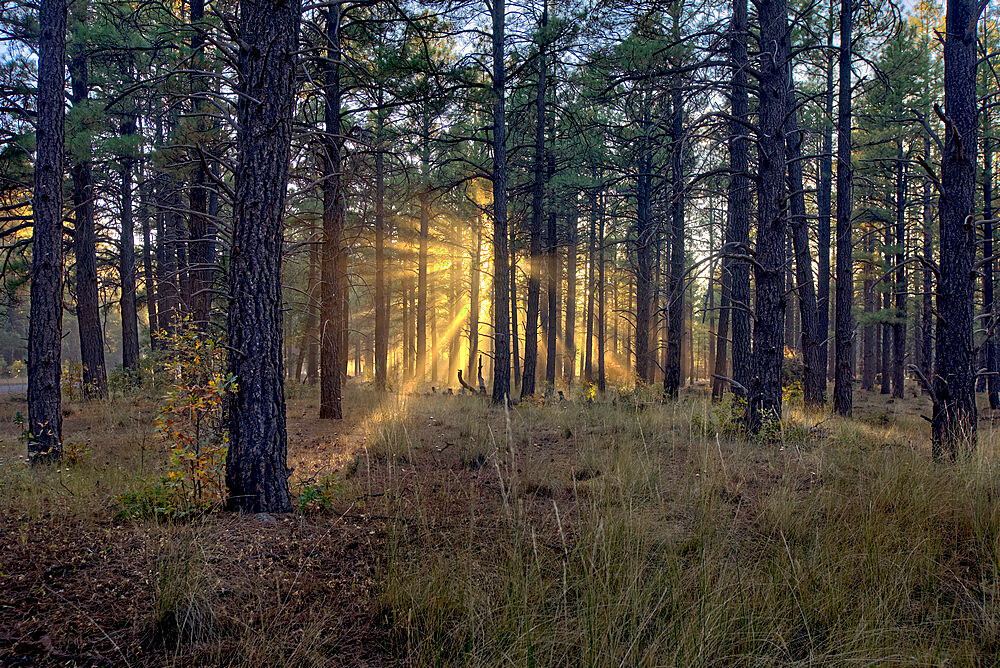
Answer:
[{"xmin": 118, "ymin": 318, "xmax": 234, "ymax": 519}]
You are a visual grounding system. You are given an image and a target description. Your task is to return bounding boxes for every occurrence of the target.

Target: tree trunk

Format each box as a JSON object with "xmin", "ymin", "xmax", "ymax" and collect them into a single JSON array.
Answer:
[
  {"xmin": 510, "ymin": 214, "xmax": 520, "ymax": 388},
  {"xmin": 716, "ymin": 0, "xmax": 751, "ymax": 400},
  {"xmin": 983, "ymin": 83, "xmax": 999, "ymax": 407},
  {"xmin": 746, "ymin": 0, "xmax": 788, "ymax": 432},
  {"xmin": 597, "ymin": 191, "xmax": 607, "ymax": 392},
  {"xmin": 140, "ymin": 160, "xmax": 159, "ymax": 350},
  {"xmin": 120, "ymin": 111, "xmax": 140, "ymax": 372},
  {"xmin": 921, "ymin": 134, "xmax": 934, "ymax": 391},
  {"xmin": 818, "ymin": 27, "xmax": 834, "ymax": 383},
  {"xmin": 521, "ymin": 0, "xmax": 546, "ymax": 398},
  {"xmin": 188, "ymin": 0, "xmax": 213, "ymax": 328},
  {"xmin": 70, "ymin": 48, "xmax": 107, "ymax": 399},
  {"xmin": 545, "ymin": 174, "xmax": 559, "ymax": 386},
  {"xmin": 664, "ymin": 85, "xmax": 685, "ymax": 398},
  {"xmin": 448, "ymin": 244, "xmax": 459, "ymax": 384},
  {"xmin": 468, "ymin": 225, "xmax": 481, "ymax": 381},
  {"xmin": 302, "ymin": 238, "xmax": 319, "ymax": 385},
  {"xmin": 634, "ymin": 114, "xmax": 655, "ymax": 386},
  {"xmin": 932, "ymin": 0, "xmax": 979, "ymax": 456},
  {"xmin": 892, "ymin": 141, "xmax": 907, "ymax": 399},
  {"xmin": 224, "ymin": 0, "xmax": 299, "ymax": 513},
  {"xmin": 785, "ymin": 78, "xmax": 825, "ymax": 407},
  {"xmin": 833, "ymin": 0, "xmax": 854, "ymax": 416},
  {"xmin": 374, "ymin": 93, "xmax": 388, "ymax": 392},
  {"xmin": 28, "ymin": 0, "xmax": 66, "ymax": 460},
  {"xmin": 862, "ymin": 240, "xmax": 875, "ymax": 390},
  {"xmin": 490, "ymin": 0, "xmax": 511, "ymax": 405},
  {"xmin": 321, "ymin": 4, "xmax": 345, "ymax": 416},
  {"xmin": 565, "ymin": 208, "xmax": 577, "ymax": 386}
]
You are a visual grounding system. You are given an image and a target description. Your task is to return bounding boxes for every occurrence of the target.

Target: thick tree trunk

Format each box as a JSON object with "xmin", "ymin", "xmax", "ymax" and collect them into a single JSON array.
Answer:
[
  {"xmin": 490, "ymin": 0, "xmax": 511, "ymax": 404},
  {"xmin": 746, "ymin": 0, "xmax": 788, "ymax": 432},
  {"xmin": 818, "ymin": 29, "xmax": 834, "ymax": 383},
  {"xmin": 635, "ymin": 121, "xmax": 655, "ymax": 385},
  {"xmin": 932, "ymin": 0, "xmax": 979, "ymax": 456},
  {"xmin": 521, "ymin": 1, "xmax": 546, "ymax": 398},
  {"xmin": 120, "ymin": 112, "xmax": 140, "ymax": 372},
  {"xmin": 716, "ymin": 0, "xmax": 751, "ymax": 400},
  {"xmin": 785, "ymin": 80, "xmax": 825, "ymax": 407},
  {"xmin": 70, "ymin": 49, "xmax": 107, "ymax": 399},
  {"xmin": 188, "ymin": 0, "xmax": 213, "ymax": 328},
  {"xmin": 320, "ymin": 4, "xmax": 345, "ymax": 416},
  {"xmin": 225, "ymin": 0, "xmax": 300, "ymax": 513},
  {"xmin": 833, "ymin": 0, "xmax": 854, "ymax": 416},
  {"xmin": 664, "ymin": 86, "xmax": 685, "ymax": 399},
  {"xmin": 28, "ymin": 0, "xmax": 66, "ymax": 460}
]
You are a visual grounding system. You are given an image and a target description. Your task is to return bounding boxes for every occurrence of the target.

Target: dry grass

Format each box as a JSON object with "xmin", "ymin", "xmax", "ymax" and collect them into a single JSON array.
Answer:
[{"xmin": 3, "ymin": 382, "xmax": 1000, "ymax": 665}]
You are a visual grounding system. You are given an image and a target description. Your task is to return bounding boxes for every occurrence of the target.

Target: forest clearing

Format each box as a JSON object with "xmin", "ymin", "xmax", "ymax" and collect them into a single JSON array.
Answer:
[
  {"xmin": 5, "ymin": 0, "xmax": 1000, "ymax": 660},
  {"xmin": 5, "ymin": 383, "xmax": 1000, "ymax": 665}
]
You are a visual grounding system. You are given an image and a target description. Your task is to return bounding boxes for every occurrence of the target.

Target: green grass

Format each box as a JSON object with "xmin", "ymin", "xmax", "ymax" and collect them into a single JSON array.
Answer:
[
  {"xmin": 5, "ymin": 385, "xmax": 1000, "ymax": 665},
  {"xmin": 377, "ymin": 392, "xmax": 1000, "ymax": 666}
]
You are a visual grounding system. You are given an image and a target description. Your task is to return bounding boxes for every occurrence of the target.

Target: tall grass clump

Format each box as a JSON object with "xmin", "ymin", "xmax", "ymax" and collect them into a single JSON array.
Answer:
[{"xmin": 379, "ymin": 402, "xmax": 1000, "ymax": 665}]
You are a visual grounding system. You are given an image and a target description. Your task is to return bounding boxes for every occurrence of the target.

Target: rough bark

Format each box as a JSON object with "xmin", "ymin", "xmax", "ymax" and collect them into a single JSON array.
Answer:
[
  {"xmin": 374, "ymin": 96, "xmax": 388, "ymax": 392},
  {"xmin": 490, "ymin": 0, "xmax": 512, "ymax": 405},
  {"xmin": 932, "ymin": 0, "xmax": 979, "ymax": 456},
  {"xmin": 716, "ymin": 0, "xmax": 751, "ymax": 400},
  {"xmin": 188, "ymin": 0, "xmax": 213, "ymax": 328},
  {"xmin": 634, "ymin": 115, "xmax": 655, "ymax": 385},
  {"xmin": 416, "ymin": 110, "xmax": 431, "ymax": 380},
  {"xmin": 597, "ymin": 191, "xmax": 607, "ymax": 392},
  {"xmin": 746, "ymin": 0, "xmax": 788, "ymax": 432},
  {"xmin": 892, "ymin": 142, "xmax": 907, "ymax": 399},
  {"xmin": 521, "ymin": 0, "xmax": 546, "ymax": 398},
  {"xmin": 70, "ymin": 47, "xmax": 107, "ymax": 399},
  {"xmin": 983, "ymin": 92, "xmax": 999, "ymax": 407},
  {"xmin": 28, "ymin": 0, "xmax": 66, "ymax": 460},
  {"xmin": 140, "ymin": 161, "xmax": 159, "ymax": 349},
  {"xmin": 468, "ymin": 226, "xmax": 481, "ymax": 382},
  {"xmin": 664, "ymin": 85, "xmax": 684, "ymax": 399},
  {"xmin": 818, "ymin": 29, "xmax": 834, "ymax": 383},
  {"xmin": 225, "ymin": 0, "xmax": 300, "ymax": 513},
  {"xmin": 320, "ymin": 4, "xmax": 345, "ymax": 417},
  {"xmin": 833, "ymin": 0, "xmax": 854, "ymax": 416},
  {"xmin": 120, "ymin": 111, "xmax": 140, "ymax": 372},
  {"xmin": 785, "ymin": 79, "xmax": 825, "ymax": 407},
  {"xmin": 565, "ymin": 208, "xmax": 577, "ymax": 386},
  {"xmin": 584, "ymin": 189, "xmax": 596, "ymax": 382}
]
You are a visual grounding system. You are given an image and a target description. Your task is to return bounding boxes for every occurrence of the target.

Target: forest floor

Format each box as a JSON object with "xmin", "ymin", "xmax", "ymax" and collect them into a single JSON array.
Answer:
[{"xmin": 4, "ymin": 380, "xmax": 1000, "ymax": 666}]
